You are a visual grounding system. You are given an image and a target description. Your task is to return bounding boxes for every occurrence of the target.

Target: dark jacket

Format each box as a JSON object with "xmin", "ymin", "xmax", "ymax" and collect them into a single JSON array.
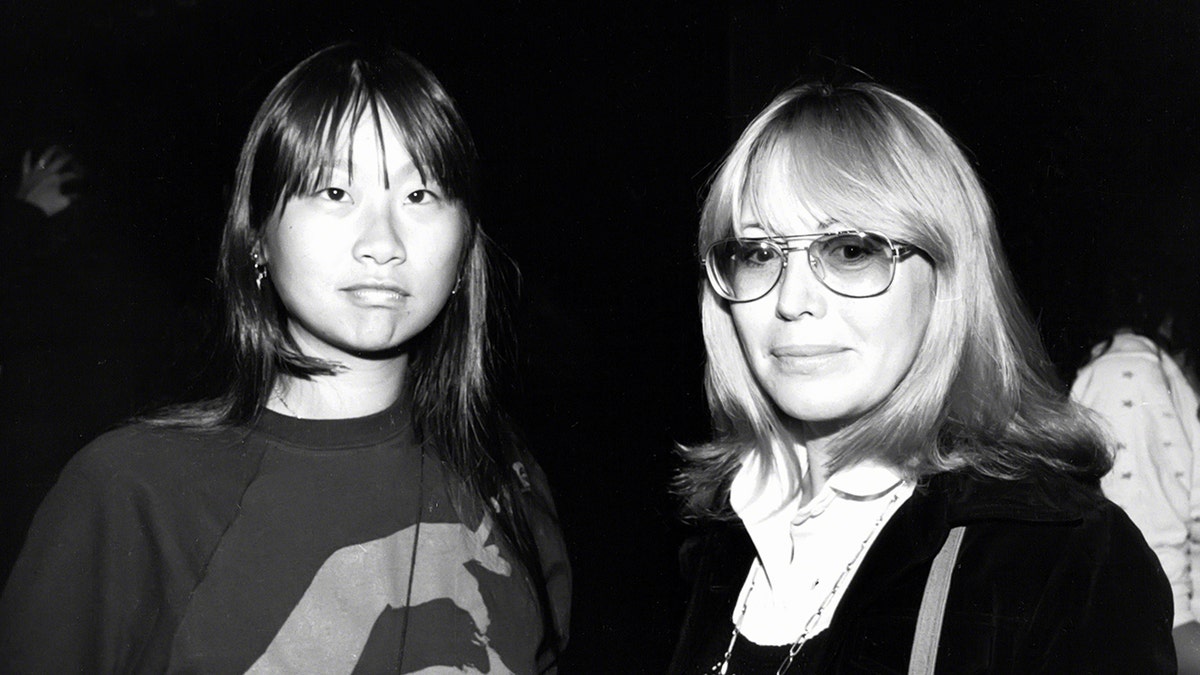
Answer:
[{"xmin": 669, "ymin": 471, "xmax": 1176, "ymax": 674}]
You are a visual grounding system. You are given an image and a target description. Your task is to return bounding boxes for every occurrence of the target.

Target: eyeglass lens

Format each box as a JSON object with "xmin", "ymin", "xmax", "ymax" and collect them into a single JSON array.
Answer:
[{"xmin": 707, "ymin": 232, "xmax": 897, "ymax": 300}]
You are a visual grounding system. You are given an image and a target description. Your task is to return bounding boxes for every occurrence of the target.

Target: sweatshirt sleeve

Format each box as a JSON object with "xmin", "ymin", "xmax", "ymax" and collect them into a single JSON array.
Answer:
[{"xmin": 0, "ymin": 448, "xmax": 163, "ymax": 674}]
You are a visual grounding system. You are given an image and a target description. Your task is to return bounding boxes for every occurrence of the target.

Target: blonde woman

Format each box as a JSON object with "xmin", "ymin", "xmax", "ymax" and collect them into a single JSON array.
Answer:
[{"xmin": 670, "ymin": 82, "xmax": 1173, "ymax": 673}]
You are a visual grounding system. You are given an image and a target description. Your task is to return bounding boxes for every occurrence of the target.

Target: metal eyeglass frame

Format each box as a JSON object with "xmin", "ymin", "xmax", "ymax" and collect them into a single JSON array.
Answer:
[{"xmin": 703, "ymin": 229, "xmax": 919, "ymax": 302}]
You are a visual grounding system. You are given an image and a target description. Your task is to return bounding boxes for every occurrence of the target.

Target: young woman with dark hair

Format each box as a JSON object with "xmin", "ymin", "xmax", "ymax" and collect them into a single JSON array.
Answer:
[{"xmin": 0, "ymin": 43, "xmax": 569, "ymax": 674}]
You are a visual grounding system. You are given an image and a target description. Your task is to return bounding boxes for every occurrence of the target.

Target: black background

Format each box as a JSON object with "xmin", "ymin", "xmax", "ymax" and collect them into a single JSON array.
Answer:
[{"xmin": 2, "ymin": 2, "xmax": 1198, "ymax": 672}]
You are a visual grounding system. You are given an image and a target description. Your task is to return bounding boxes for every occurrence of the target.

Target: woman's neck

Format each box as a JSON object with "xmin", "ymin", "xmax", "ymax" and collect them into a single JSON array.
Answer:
[
  {"xmin": 783, "ymin": 418, "xmax": 837, "ymax": 506},
  {"xmin": 799, "ymin": 437, "xmax": 834, "ymax": 505},
  {"xmin": 268, "ymin": 354, "xmax": 408, "ymax": 420}
]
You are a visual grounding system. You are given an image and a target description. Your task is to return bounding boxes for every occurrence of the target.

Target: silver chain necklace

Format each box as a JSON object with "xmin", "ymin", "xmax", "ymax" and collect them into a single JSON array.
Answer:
[{"xmin": 712, "ymin": 491, "xmax": 901, "ymax": 675}]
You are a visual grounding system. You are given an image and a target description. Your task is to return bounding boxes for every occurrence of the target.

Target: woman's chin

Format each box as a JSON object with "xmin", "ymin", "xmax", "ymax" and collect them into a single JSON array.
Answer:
[{"xmin": 776, "ymin": 400, "xmax": 868, "ymax": 436}]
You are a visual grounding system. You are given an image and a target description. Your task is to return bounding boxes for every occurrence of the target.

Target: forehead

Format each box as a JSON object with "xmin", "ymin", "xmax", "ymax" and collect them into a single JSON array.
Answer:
[
  {"xmin": 323, "ymin": 111, "xmax": 409, "ymax": 166},
  {"xmin": 303, "ymin": 109, "xmax": 428, "ymax": 190}
]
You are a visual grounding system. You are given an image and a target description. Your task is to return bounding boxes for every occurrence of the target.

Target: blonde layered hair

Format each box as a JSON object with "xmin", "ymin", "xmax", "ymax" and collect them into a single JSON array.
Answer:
[{"xmin": 679, "ymin": 82, "xmax": 1107, "ymax": 518}]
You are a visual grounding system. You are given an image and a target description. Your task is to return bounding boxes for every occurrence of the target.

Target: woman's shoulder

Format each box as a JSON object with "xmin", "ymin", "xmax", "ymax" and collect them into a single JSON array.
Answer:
[
  {"xmin": 1072, "ymin": 341, "xmax": 1174, "ymax": 411},
  {"xmin": 932, "ymin": 470, "xmax": 1110, "ymax": 524},
  {"xmin": 930, "ymin": 472, "xmax": 1173, "ymax": 668},
  {"xmin": 1077, "ymin": 334, "xmax": 1164, "ymax": 379},
  {"xmin": 932, "ymin": 471, "xmax": 1161, "ymax": 574},
  {"xmin": 63, "ymin": 420, "xmax": 252, "ymax": 489}
]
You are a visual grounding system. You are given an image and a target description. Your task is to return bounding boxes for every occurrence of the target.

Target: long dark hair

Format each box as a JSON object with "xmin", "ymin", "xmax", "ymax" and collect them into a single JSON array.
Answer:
[{"xmin": 153, "ymin": 43, "xmax": 562, "ymax": 658}]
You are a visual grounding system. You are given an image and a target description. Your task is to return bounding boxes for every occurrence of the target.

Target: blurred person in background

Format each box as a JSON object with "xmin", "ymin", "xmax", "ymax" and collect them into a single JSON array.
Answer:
[{"xmin": 1072, "ymin": 271, "xmax": 1200, "ymax": 673}]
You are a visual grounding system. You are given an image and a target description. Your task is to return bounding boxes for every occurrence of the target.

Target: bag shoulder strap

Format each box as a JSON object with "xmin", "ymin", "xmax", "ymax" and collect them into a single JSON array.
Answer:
[{"xmin": 908, "ymin": 525, "xmax": 966, "ymax": 675}]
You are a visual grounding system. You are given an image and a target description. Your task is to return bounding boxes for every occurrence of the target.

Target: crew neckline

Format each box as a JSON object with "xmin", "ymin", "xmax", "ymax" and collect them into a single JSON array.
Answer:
[{"xmin": 253, "ymin": 396, "xmax": 412, "ymax": 450}]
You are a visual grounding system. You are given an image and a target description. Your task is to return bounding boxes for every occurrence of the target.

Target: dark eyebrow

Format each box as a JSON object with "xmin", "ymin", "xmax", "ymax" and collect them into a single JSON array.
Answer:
[{"xmin": 815, "ymin": 218, "xmax": 843, "ymax": 231}]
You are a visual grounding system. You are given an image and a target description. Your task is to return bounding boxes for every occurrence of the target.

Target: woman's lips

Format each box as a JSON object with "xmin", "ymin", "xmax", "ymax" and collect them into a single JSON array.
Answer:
[
  {"xmin": 772, "ymin": 344, "xmax": 844, "ymax": 358},
  {"xmin": 770, "ymin": 345, "xmax": 848, "ymax": 372},
  {"xmin": 342, "ymin": 283, "xmax": 409, "ymax": 305}
]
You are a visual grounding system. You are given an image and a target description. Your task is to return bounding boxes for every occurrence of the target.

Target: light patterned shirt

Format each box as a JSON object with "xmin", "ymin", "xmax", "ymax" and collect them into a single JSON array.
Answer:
[{"xmin": 1072, "ymin": 332, "xmax": 1200, "ymax": 627}]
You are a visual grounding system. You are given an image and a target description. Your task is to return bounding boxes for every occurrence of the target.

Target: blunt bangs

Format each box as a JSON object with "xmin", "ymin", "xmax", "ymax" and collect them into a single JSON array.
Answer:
[{"xmin": 247, "ymin": 44, "xmax": 479, "ymax": 233}]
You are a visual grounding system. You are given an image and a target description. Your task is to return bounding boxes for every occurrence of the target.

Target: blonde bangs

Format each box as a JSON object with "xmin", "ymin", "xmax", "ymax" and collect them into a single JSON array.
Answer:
[{"xmin": 737, "ymin": 106, "xmax": 963, "ymax": 274}]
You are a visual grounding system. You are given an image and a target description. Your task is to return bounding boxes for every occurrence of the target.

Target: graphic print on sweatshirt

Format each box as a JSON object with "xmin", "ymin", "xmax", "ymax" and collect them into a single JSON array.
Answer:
[{"xmin": 247, "ymin": 519, "xmax": 518, "ymax": 675}]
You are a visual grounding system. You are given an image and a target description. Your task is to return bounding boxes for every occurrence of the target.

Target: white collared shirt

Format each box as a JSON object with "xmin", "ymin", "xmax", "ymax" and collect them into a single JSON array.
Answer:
[{"xmin": 730, "ymin": 453, "xmax": 914, "ymax": 645}]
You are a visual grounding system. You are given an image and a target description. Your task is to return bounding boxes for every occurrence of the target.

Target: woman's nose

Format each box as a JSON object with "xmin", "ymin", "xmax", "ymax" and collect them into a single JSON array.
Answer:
[
  {"xmin": 352, "ymin": 199, "xmax": 407, "ymax": 265},
  {"xmin": 774, "ymin": 251, "xmax": 827, "ymax": 320}
]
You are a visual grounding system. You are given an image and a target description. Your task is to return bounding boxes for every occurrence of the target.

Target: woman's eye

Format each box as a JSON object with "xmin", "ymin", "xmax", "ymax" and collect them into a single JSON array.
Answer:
[
  {"xmin": 834, "ymin": 244, "xmax": 868, "ymax": 261},
  {"xmin": 821, "ymin": 235, "xmax": 887, "ymax": 267},
  {"xmin": 737, "ymin": 244, "xmax": 778, "ymax": 267},
  {"xmin": 318, "ymin": 187, "xmax": 351, "ymax": 203},
  {"xmin": 406, "ymin": 188, "xmax": 440, "ymax": 205}
]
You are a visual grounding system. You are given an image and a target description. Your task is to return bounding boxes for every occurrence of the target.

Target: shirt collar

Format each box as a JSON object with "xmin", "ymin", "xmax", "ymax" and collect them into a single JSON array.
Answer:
[
  {"xmin": 729, "ymin": 451, "xmax": 800, "ymax": 528},
  {"xmin": 730, "ymin": 453, "xmax": 906, "ymax": 527},
  {"xmin": 826, "ymin": 460, "xmax": 906, "ymax": 501},
  {"xmin": 730, "ymin": 455, "xmax": 911, "ymax": 599}
]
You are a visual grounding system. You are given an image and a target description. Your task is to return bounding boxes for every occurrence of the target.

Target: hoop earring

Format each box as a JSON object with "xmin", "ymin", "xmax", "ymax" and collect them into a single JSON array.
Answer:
[{"xmin": 253, "ymin": 258, "xmax": 268, "ymax": 291}]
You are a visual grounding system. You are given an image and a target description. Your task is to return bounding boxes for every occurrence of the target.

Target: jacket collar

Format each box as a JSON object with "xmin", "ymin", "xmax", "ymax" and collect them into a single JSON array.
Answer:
[
  {"xmin": 697, "ymin": 470, "xmax": 1096, "ymax": 589},
  {"xmin": 692, "ymin": 471, "xmax": 1099, "ymax": 596}
]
